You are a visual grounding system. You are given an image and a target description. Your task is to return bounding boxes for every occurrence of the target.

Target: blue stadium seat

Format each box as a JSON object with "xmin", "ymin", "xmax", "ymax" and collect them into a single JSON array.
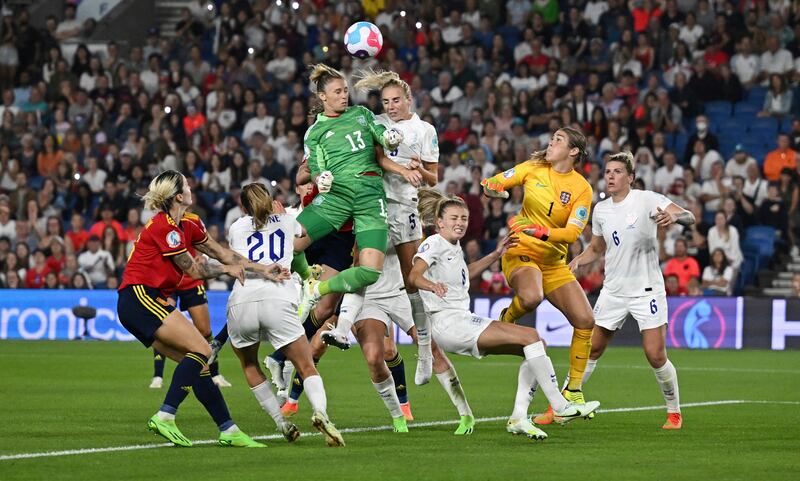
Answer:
[
  {"xmin": 734, "ymin": 104, "xmax": 759, "ymax": 117},
  {"xmin": 705, "ymin": 101, "xmax": 733, "ymax": 118},
  {"xmin": 745, "ymin": 225, "xmax": 777, "ymax": 244},
  {"xmin": 749, "ymin": 117, "xmax": 780, "ymax": 133},
  {"xmin": 735, "ymin": 256, "xmax": 757, "ymax": 294},
  {"xmin": 744, "ymin": 86, "xmax": 768, "ymax": 107}
]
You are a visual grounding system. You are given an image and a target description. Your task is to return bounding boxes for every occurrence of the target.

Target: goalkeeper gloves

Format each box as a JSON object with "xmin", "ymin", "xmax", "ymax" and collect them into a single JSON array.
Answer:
[
  {"xmin": 508, "ymin": 215, "xmax": 551, "ymax": 241},
  {"xmin": 480, "ymin": 178, "xmax": 509, "ymax": 199},
  {"xmin": 316, "ymin": 170, "xmax": 334, "ymax": 193}
]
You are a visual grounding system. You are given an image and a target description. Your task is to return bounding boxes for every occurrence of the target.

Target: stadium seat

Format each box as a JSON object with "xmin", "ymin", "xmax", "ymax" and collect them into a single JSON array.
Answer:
[
  {"xmin": 748, "ymin": 117, "xmax": 780, "ymax": 133},
  {"xmin": 705, "ymin": 101, "xmax": 733, "ymax": 118},
  {"xmin": 735, "ymin": 256, "xmax": 757, "ymax": 294},
  {"xmin": 744, "ymin": 86, "xmax": 768, "ymax": 107},
  {"xmin": 746, "ymin": 225, "xmax": 777, "ymax": 244},
  {"xmin": 734, "ymin": 104, "xmax": 759, "ymax": 117}
]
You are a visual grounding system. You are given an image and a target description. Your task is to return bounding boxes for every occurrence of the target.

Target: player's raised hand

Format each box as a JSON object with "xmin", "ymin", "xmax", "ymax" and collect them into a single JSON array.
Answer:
[
  {"xmin": 316, "ymin": 170, "xmax": 334, "ymax": 193},
  {"xmin": 495, "ymin": 234, "xmax": 519, "ymax": 256},
  {"xmin": 654, "ymin": 207, "xmax": 677, "ymax": 227},
  {"xmin": 272, "ymin": 200, "xmax": 286, "ymax": 214},
  {"xmin": 431, "ymin": 282, "xmax": 448, "ymax": 298},
  {"xmin": 508, "ymin": 215, "xmax": 551, "ymax": 241},
  {"xmin": 480, "ymin": 178, "xmax": 509, "ymax": 199}
]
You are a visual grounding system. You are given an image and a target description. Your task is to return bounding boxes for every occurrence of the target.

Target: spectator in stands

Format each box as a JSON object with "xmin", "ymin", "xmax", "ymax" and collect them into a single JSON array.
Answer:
[
  {"xmin": 683, "ymin": 115, "xmax": 719, "ymax": 165},
  {"xmin": 664, "ymin": 273, "xmax": 684, "ymax": 296},
  {"xmin": 708, "ymin": 211, "xmax": 744, "ymax": 270},
  {"xmin": 24, "ymin": 248, "xmax": 50, "ymax": 289},
  {"xmin": 792, "ymin": 272, "xmax": 800, "ymax": 297},
  {"xmin": 699, "ymin": 160, "xmax": 732, "ymax": 214},
  {"xmin": 77, "ymin": 234, "xmax": 114, "ymax": 288},
  {"xmin": 730, "ymin": 36, "xmax": 761, "ymax": 88},
  {"xmin": 758, "ymin": 73, "xmax": 793, "ymax": 118},
  {"xmin": 663, "ymin": 237, "xmax": 700, "ymax": 294},
  {"xmin": 654, "ymin": 151, "xmax": 684, "ymax": 194},
  {"xmin": 759, "ymin": 35, "xmax": 794, "ymax": 81},
  {"xmin": 691, "ymin": 140, "xmax": 724, "ymax": 181},
  {"xmin": 763, "ymin": 133, "xmax": 797, "ymax": 181},
  {"xmin": 759, "ymin": 182, "xmax": 789, "ymax": 242},
  {"xmin": 702, "ymin": 248, "xmax": 735, "ymax": 296},
  {"xmin": 0, "ymin": 203, "xmax": 14, "ymax": 241},
  {"xmin": 725, "ymin": 144, "xmax": 757, "ymax": 179}
]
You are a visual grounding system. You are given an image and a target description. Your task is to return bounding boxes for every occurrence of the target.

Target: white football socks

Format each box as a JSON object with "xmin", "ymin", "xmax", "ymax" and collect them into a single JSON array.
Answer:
[
  {"xmin": 523, "ymin": 341, "xmax": 567, "ymax": 412},
  {"xmin": 373, "ymin": 375, "xmax": 403, "ymax": 418},
  {"xmin": 436, "ymin": 367, "xmax": 473, "ymax": 417},
  {"xmin": 653, "ymin": 359, "xmax": 681, "ymax": 413},
  {"xmin": 303, "ymin": 374, "xmax": 328, "ymax": 415},
  {"xmin": 251, "ymin": 381, "xmax": 286, "ymax": 426},
  {"xmin": 511, "ymin": 362, "xmax": 538, "ymax": 420},
  {"xmin": 334, "ymin": 291, "xmax": 364, "ymax": 337}
]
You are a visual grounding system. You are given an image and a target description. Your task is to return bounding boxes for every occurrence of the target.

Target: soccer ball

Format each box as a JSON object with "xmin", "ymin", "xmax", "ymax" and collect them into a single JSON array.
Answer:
[{"xmin": 344, "ymin": 21, "xmax": 383, "ymax": 59}]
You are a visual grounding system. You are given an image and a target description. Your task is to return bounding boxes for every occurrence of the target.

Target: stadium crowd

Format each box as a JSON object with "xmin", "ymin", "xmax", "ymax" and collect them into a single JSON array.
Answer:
[{"xmin": 0, "ymin": 0, "xmax": 798, "ymax": 297}]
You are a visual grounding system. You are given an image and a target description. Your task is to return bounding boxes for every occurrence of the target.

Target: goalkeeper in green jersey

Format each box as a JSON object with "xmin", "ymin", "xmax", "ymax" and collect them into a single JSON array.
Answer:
[{"xmin": 292, "ymin": 63, "xmax": 412, "ymax": 323}]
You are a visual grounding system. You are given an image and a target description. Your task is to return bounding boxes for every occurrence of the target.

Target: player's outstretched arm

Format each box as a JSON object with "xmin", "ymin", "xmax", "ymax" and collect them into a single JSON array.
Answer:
[
  {"xmin": 173, "ymin": 250, "xmax": 245, "ymax": 284},
  {"xmin": 568, "ymin": 234, "xmax": 607, "ymax": 273},
  {"xmin": 195, "ymin": 237, "xmax": 290, "ymax": 282},
  {"xmin": 467, "ymin": 235, "xmax": 518, "ymax": 279},
  {"xmin": 655, "ymin": 204, "xmax": 695, "ymax": 227},
  {"xmin": 409, "ymin": 258, "xmax": 447, "ymax": 298}
]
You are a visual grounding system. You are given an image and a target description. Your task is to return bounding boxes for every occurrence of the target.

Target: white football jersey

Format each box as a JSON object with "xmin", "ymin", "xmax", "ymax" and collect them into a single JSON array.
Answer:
[
  {"xmin": 365, "ymin": 242, "xmax": 405, "ymax": 300},
  {"xmin": 592, "ymin": 189, "xmax": 672, "ymax": 297},
  {"xmin": 375, "ymin": 113, "xmax": 439, "ymax": 206},
  {"xmin": 227, "ymin": 214, "xmax": 302, "ymax": 305},
  {"xmin": 413, "ymin": 234, "xmax": 469, "ymax": 313}
]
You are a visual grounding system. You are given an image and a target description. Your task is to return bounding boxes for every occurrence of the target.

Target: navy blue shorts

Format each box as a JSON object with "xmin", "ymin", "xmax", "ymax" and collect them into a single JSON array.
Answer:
[
  {"xmin": 306, "ymin": 230, "xmax": 355, "ymax": 272},
  {"xmin": 118, "ymin": 285, "xmax": 176, "ymax": 347},
  {"xmin": 174, "ymin": 284, "xmax": 208, "ymax": 310}
]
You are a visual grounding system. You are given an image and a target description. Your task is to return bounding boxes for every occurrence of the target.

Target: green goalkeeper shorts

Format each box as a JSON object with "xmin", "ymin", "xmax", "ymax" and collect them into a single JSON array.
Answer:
[{"xmin": 297, "ymin": 175, "xmax": 389, "ymax": 253}]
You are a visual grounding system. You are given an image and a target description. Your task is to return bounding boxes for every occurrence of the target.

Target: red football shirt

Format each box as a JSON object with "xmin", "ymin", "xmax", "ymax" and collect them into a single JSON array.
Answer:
[
  {"xmin": 120, "ymin": 211, "xmax": 194, "ymax": 295},
  {"xmin": 176, "ymin": 213, "xmax": 209, "ymax": 291}
]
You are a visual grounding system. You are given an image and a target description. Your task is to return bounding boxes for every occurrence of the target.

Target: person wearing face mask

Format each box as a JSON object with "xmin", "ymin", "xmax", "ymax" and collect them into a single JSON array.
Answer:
[{"xmin": 683, "ymin": 115, "xmax": 719, "ymax": 165}]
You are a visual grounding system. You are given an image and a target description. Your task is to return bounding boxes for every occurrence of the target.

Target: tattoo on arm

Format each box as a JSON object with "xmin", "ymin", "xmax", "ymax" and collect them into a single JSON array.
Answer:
[
  {"xmin": 174, "ymin": 251, "xmax": 225, "ymax": 279},
  {"xmin": 675, "ymin": 210, "xmax": 695, "ymax": 226}
]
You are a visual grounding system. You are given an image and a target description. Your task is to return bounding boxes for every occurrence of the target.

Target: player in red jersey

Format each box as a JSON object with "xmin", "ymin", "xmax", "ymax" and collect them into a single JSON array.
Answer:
[
  {"xmin": 150, "ymin": 213, "xmax": 232, "ymax": 390},
  {"xmin": 118, "ymin": 170, "xmax": 288, "ymax": 447}
]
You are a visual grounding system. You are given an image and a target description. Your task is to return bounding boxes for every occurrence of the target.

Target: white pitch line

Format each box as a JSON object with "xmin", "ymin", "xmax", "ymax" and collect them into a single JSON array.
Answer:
[
  {"xmin": 480, "ymin": 361, "xmax": 800, "ymax": 375},
  {"xmin": 2, "ymin": 399, "xmax": 798, "ymax": 462}
]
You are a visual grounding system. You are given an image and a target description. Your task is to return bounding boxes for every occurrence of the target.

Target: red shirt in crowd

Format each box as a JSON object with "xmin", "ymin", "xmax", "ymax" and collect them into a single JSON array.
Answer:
[{"xmin": 663, "ymin": 255, "xmax": 700, "ymax": 292}]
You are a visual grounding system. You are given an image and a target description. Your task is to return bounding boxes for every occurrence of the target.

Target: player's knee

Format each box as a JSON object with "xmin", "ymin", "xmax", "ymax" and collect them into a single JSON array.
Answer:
[
  {"xmin": 383, "ymin": 344, "xmax": 398, "ymax": 360},
  {"xmin": 518, "ymin": 290, "xmax": 543, "ymax": 311},
  {"xmin": 645, "ymin": 350, "xmax": 667, "ymax": 368}
]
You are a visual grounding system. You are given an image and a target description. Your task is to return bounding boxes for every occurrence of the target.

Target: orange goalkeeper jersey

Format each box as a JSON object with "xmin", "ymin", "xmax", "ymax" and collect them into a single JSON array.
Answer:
[{"xmin": 487, "ymin": 161, "xmax": 592, "ymax": 265}]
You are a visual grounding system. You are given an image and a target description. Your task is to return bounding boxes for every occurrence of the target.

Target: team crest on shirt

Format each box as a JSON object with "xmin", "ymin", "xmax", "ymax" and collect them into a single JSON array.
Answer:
[
  {"xmin": 559, "ymin": 191, "xmax": 571, "ymax": 205},
  {"xmin": 357, "ymin": 116, "xmax": 367, "ymax": 126},
  {"xmin": 166, "ymin": 230, "xmax": 181, "ymax": 248},
  {"xmin": 503, "ymin": 168, "xmax": 516, "ymax": 178},
  {"xmin": 626, "ymin": 212, "xmax": 638, "ymax": 228}
]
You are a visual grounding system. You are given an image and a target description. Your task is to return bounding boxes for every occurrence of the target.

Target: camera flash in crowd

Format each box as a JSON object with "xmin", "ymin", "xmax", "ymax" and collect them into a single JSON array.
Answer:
[
  {"xmin": 415, "ymin": 21, "xmax": 423, "ymax": 29},
  {"xmin": 400, "ymin": 10, "xmax": 406, "ymax": 17},
  {"xmin": 164, "ymin": 106, "xmax": 171, "ymax": 114},
  {"xmin": 291, "ymin": 1, "xmax": 299, "ymax": 9},
  {"xmin": 73, "ymin": 172, "xmax": 81, "ymax": 181},
  {"xmin": 248, "ymin": 47, "xmax": 255, "ymax": 55},
  {"xmin": 206, "ymin": 2, "xmax": 214, "ymax": 11}
]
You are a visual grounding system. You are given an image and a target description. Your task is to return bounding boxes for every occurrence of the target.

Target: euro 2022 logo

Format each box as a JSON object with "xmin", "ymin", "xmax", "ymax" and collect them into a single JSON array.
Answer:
[{"xmin": 668, "ymin": 299, "xmax": 728, "ymax": 349}]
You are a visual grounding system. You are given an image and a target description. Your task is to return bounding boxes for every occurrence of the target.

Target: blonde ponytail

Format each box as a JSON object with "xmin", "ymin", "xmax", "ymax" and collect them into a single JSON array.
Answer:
[
  {"xmin": 241, "ymin": 183, "xmax": 274, "ymax": 230},
  {"xmin": 142, "ymin": 170, "xmax": 184, "ymax": 212},
  {"xmin": 354, "ymin": 69, "xmax": 412, "ymax": 99},
  {"xmin": 308, "ymin": 63, "xmax": 346, "ymax": 115},
  {"xmin": 417, "ymin": 187, "xmax": 467, "ymax": 228}
]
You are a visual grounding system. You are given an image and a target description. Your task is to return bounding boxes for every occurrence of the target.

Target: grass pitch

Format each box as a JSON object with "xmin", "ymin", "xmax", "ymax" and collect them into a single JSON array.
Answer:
[{"xmin": 0, "ymin": 341, "xmax": 798, "ymax": 480}]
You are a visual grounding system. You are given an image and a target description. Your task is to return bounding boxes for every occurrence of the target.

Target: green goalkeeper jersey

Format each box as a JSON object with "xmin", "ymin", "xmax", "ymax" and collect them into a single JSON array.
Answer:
[{"xmin": 303, "ymin": 105, "xmax": 389, "ymax": 180}]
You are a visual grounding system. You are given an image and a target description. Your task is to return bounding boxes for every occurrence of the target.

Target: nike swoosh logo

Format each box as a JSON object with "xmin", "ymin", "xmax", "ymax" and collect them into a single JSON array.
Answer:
[
  {"xmin": 325, "ymin": 131, "xmax": 335, "ymax": 138},
  {"xmin": 545, "ymin": 323, "xmax": 570, "ymax": 332},
  {"xmin": 535, "ymin": 183, "xmax": 548, "ymax": 188}
]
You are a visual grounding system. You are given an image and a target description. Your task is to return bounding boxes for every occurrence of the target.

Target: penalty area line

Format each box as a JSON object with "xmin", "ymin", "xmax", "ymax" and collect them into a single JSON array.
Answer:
[{"xmin": 1, "ymin": 399, "xmax": 797, "ymax": 461}]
